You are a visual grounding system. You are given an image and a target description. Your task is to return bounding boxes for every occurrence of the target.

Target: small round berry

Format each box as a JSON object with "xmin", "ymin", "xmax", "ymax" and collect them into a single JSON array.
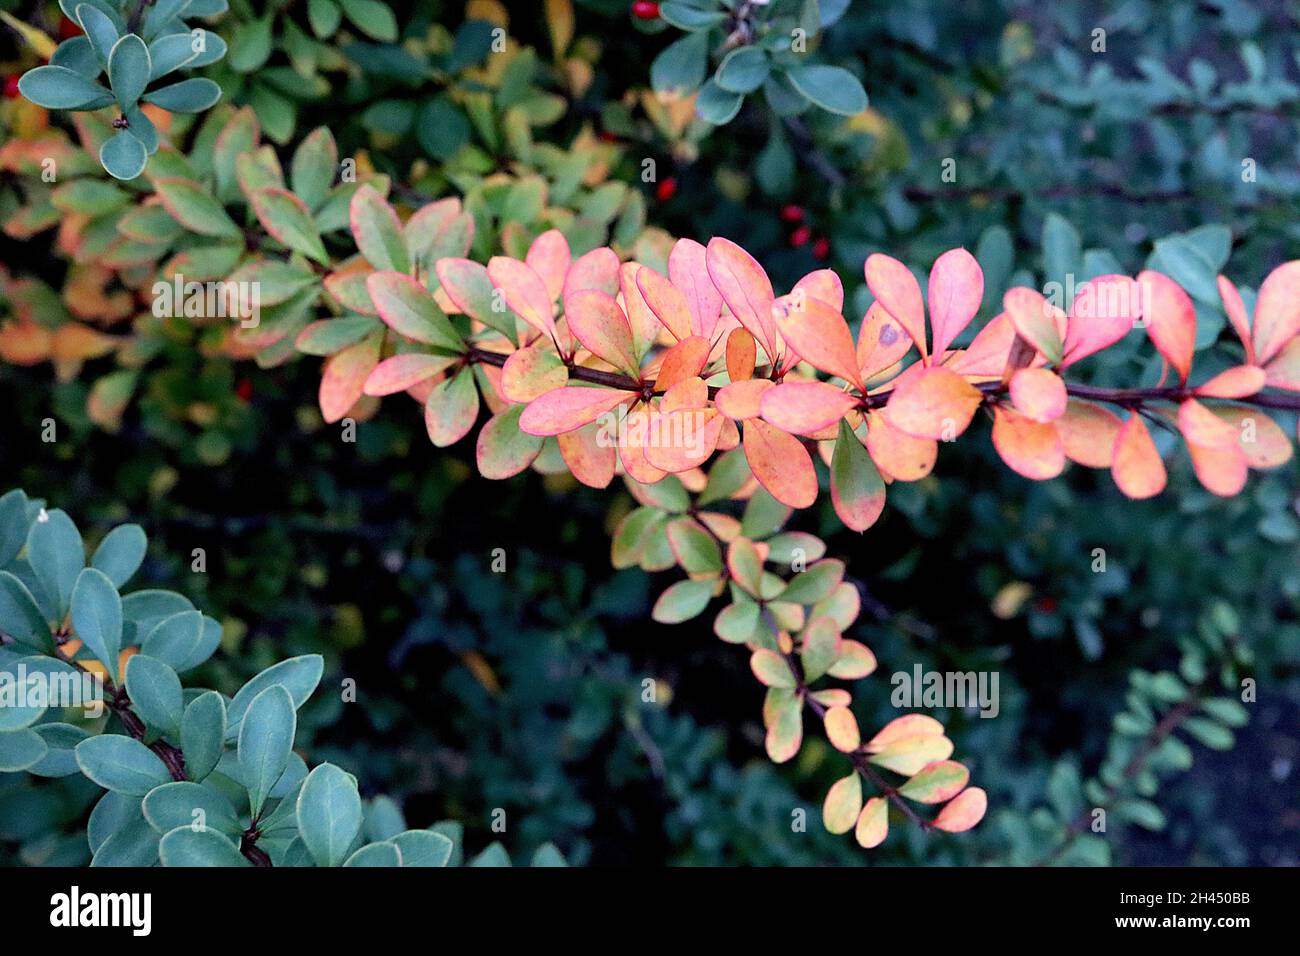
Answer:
[
  {"xmin": 789, "ymin": 225, "xmax": 812, "ymax": 248},
  {"xmin": 779, "ymin": 204, "xmax": 804, "ymax": 223},
  {"xmin": 3, "ymin": 76, "xmax": 19, "ymax": 99},
  {"xmin": 655, "ymin": 176, "xmax": 678, "ymax": 202},
  {"xmin": 812, "ymin": 237, "xmax": 831, "ymax": 261},
  {"xmin": 235, "ymin": 379, "xmax": 253, "ymax": 402},
  {"xmin": 631, "ymin": 1, "xmax": 661, "ymax": 20}
]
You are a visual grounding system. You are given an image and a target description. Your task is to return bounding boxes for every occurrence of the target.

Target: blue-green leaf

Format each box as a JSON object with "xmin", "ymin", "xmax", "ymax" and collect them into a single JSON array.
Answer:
[
  {"xmin": 101, "ymin": 128, "xmax": 149, "ymax": 179},
  {"xmin": 90, "ymin": 524, "xmax": 147, "ymax": 587},
  {"xmin": 26, "ymin": 508, "xmax": 85, "ymax": 618},
  {"xmin": 0, "ymin": 729, "xmax": 47, "ymax": 771},
  {"xmin": 148, "ymin": 32, "xmax": 201, "ymax": 80},
  {"xmin": 159, "ymin": 826, "xmax": 250, "ymax": 866},
  {"xmin": 28, "ymin": 722, "xmax": 91, "ymax": 777},
  {"xmin": 108, "ymin": 34, "xmax": 151, "ymax": 109},
  {"xmin": 695, "ymin": 78, "xmax": 744, "ymax": 125},
  {"xmin": 143, "ymin": 781, "xmax": 241, "ymax": 835},
  {"xmin": 50, "ymin": 35, "xmax": 100, "ymax": 77},
  {"xmin": 225, "ymin": 654, "xmax": 323, "ymax": 740},
  {"xmin": 390, "ymin": 829, "xmax": 453, "ymax": 867},
  {"xmin": 70, "ymin": 567, "xmax": 122, "ymax": 673},
  {"xmin": 143, "ymin": 77, "xmax": 222, "ymax": 112},
  {"xmin": 76, "ymin": 2, "xmax": 120, "ymax": 64},
  {"xmin": 344, "ymin": 842, "xmax": 401, "ymax": 866},
  {"xmin": 75, "ymin": 735, "xmax": 172, "ymax": 795},
  {"xmin": 238, "ymin": 685, "xmax": 297, "ymax": 817},
  {"xmin": 784, "ymin": 64, "xmax": 867, "ymax": 115},
  {"xmin": 180, "ymin": 691, "xmax": 225, "ymax": 782},
  {"xmin": 296, "ymin": 763, "xmax": 362, "ymax": 867},
  {"xmin": 124, "ymin": 654, "xmax": 183, "ymax": 734},
  {"xmin": 0, "ymin": 571, "xmax": 53, "ymax": 652},
  {"xmin": 716, "ymin": 46, "xmax": 770, "ymax": 94}
]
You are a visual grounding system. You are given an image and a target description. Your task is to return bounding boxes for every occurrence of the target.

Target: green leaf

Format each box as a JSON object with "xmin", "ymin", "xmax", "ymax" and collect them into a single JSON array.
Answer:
[
  {"xmin": 651, "ymin": 578, "xmax": 715, "ymax": 624},
  {"xmin": 390, "ymin": 829, "xmax": 454, "ymax": 866},
  {"xmin": 0, "ymin": 572, "xmax": 53, "ymax": 652},
  {"xmin": 143, "ymin": 77, "xmax": 222, "ymax": 112},
  {"xmin": 0, "ymin": 729, "xmax": 47, "ymax": 772},
  {"xmin": 344, "ymin": 842, "xmax": 402, "ymax": 866},
  {"xmin": 831, "ymin": 419, "xmax": 886, "ymax": 533},
  {"xmin": 296, "ymin": 316, "xmax": 383, "ymax": 355},
  {"xmin": 800, "ymin": 616, "xmax": 840, "ymax": 682},
  {"xmin": 716, "ymin": 46, "xmax": 770, "ymax": 94},
  {"xmin": 251, "ymin": 188, "xmax": 329, "ymax": 264},
  {"xmin": 16, "ymin": 65, "xmax": 114, "ymax": 109},
  {"xmin": 26, "ymin": 508, "xmax": 85, "ymax": 618},
  {"xmin": 340, "ymin": 0, "xmax": 399, "ymax": 42},
  {"xmin": 29, "ymin": 722, "xmax": 91, "ymax": 777},
  {"xmin": 469, "ymin": 842, "xmax": 512, "ymax": 867},
  {"xmin": 159, "ymin": 826, "xmax": 250, "ymax": 866},
  {"xmin": 147, "ymin": 32, "xmax": 201, "ymax": 81},
  {"xmin": 291, "ymin": 127, "xmax": 338, "ymax": 212},
  {"xmin": 650, "ymin": 31, "xmax": 708, "ymax": 100},
  {"xmin": 416, "ymin": 97, "xmax": 470, "ymax": 161},
  {"xmin": 140, "ymin": 610, "xmax": 210, "ymax": 672},
  {"xmin": 154, "ymin": 177, "xmax": 241, "ymax": 238},
  {"xmin": 1042, "ymin": 212, "xmax": 1081, "ymax": 291},
  {"xmin": 124, "ymin": 654, "xmax": 183, "ymax": 736},
  {"xmin": 181, "ymin": 691, "xmax": 226, "ymax": 782},
  {"xmin": 75, "ymin": 735, "xmax": 172, "ymax": 795},
  {"xmin": 659, "ymin": 2, "xmax": 727, "ymax": 30},
  {"xmin": 70, "ymin": 567, "xmax": 122, "ymax": 673},
  {"xmin": 226, "ymin": 654, "xmax": 324, "ymax": 741},
  {"xmin": 296, "ymin": 763, "xmax": 363, "ymax": 867},
  {"xmin": 107, "ymin": 34, "xmax": 150, "ymax": 109},
  {"xmin": 350, "ymin": 185, "xmax": 410, "ymax": 273},
  {"xmin": 239, "ymin": 685, "xmax": 297, "ymax": 817},
  {"xmin": 92, "ymin": 816, "xmax": 160, "ymax": 866},
  {"xmin": 308, "ymin": 0, "xmax": 343, "ymax": 38},
  {"xmin": 90, "ymin": 524, "xmax": 147, "ymax": 587},
  {"xmin": 100, "ymin": 128, "xmax": 149, "ymax": 179},
  {"xmin": 1183, "ymin": 716, "xmax": 1234, "ymax": 751},
  {"xmin": 784, "ymin": 64, "xmax": 867, "ymax": 115},
  {"xmin": 76, "ymin": 3, "xmax": 120, "ymax": 64},
  {"xmin": 694, "ymin": 78, "xmax": 744, "ymax": 125},
  {"xmin": 777, "ymin": 559, "xmax": 844, "ymax": 605},
  {"xmin": 367, "ymin": 272, "xmax": 464, "ymax": 350},
  {"xmin": 665, "ymin": 517, "xmax": 722, "ymax": 574},
  {"xmin": 143, "ymin": 781, "xmax": 241, "ymax": 835},
  {"xmin": 228, "ymin": 16, "xmax": 273, "ymax": 73}
]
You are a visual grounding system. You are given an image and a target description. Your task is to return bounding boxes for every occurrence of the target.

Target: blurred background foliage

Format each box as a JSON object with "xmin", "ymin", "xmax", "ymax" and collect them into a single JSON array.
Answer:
[{"xmin": 0, "ymin": 0, "xmax": 1297, "ymax": 865}]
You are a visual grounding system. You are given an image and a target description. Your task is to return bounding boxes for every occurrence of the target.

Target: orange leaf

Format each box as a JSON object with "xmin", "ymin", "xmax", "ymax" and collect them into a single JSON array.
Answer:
[
  {"xmin": 1057, "ymin": 399, "xmax": 1122, "ymax": 468},
  {"xmin": 1003, "ymin": 286, "xmax": 1064, "ymax": 363},
  {"xmin": 854, "ymin": 796, "xmax": 888, "ymax": 848},
  {"xmin": 1210, "ymin": 404, "xmax": 1292, "ymax": 469},
  {"xmin": 743, "ymin": 418, "xmax": 818, "ymax": 509},
  {"xmin": 668, "ymin": 238, "xmax": 722, "ymax": 338},
  {"xmin": 946, "ymin": 313, "xmax": 1016, "ymax": 378},
  {"xmin": 773, "ymin": 295, "xmax": 864, "ymax": 390},
  {"xmin": 653, "ymin": 335, "xmax": 710, "ymax": 392},
  {"xmin": 319, "ymin": 334, "xmax": 381, "ymax": 423},
  {"xmin": 616, "ymin": 404, "xmax": 667, "ymax": 485},
  {"xmin": 991, "ymin": 406, "xmax": 1065, "ymax": 480},
  {"xmin": 864, "ymin": 253, "xmax": 927, "ymax": 362},
  {"xmin": 856, "ymin": 302, "xmax": 913, "ymax": 380},
  {"xmin": 488, "ymin": 256, "xmax": 559, "ymax": 344},
  {"xmin": 635, "ymin": 264, "xmax": 693, "ymax": 341},
  {"xmin": 557, "ymin": 420, "xmax": 617, "ymax": 488},
  {"xmin": 706, "ymin": 236, "xmax": 777, "ymax": 360},
  {"xmin": 1194, "ymin": 365, "xmax": 1266, "ymax": 399},
  {"xmin": 884, "ymin": 366, "xmax": 983, "ymax": 440},
  {"xmin": 760, "ymin": 381, "xmax": 857, "ymax": 435},
  {"xmin": 1251, "ymin": 260, "xmax": 1300, "ymax": 365},
  {"xmin": 927, "ymin": 247, "xmax": 984, "ymax": 357},
  {"xmin": 524, "ymin": 229, "xmax": 571, "ymax": 302},
  {"xmin": 824, "ymin": 706, "xmax": 861, "ymax": 753},
  {"xmin": 644, "ymin": 407, "xmax": 724, "ymax": 473},
  {"xmin": 563, "ymin": 289, "xmax": 639, "ymax": 374},
  {"xmin": 1216, "ymin": 274, "xmax": 1255, "ymax": 363},
  {"xmin": 1138, "ymin": 270, "xmax": 1196, "ymax": 383},
  {"xmin": 1112, "ymin": 413, "xmax": 1166, "ymax": 499},
  {"xmin": 1061, "ymin": 274, "xmax": 1141, "ymax": 367},
  {"xmin": 1178, "ymin": 398, "xmax": 1238, "ymax": 448},
  {"xmin": 1008, "ymin": 367, "xmax": 1067, "ymax": 422},
  {"xmin": 716, "ymin": 379, "xmax": 775, "ymax": 420},
  {"xmin": 619, "ymin": 262, "xmax": 661, "ymax": 360},
  {"xmin": 726, "ymin": 327, "xmax": 756, "ymax": 381},
  {"xmin": 932, "ymin": 786, "xmax": 987, "ymax": 833},
  {"xmin": 518, "ymin": 385, "xmax": 631, "ymax": 436},
  {"xmin": 864, "ymin": 412, "xmax": 937, "ymax": 481},
  {"xmin": 1187, "ymin": 439, "xmax": 1248, "ymax": 496}
]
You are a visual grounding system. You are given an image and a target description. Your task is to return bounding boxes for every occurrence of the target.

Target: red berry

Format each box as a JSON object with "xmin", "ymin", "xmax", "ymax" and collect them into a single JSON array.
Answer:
[
  {"xmin": 631, "ymin": 1, "xmax": 660, "ymax": 19},
  {"xmin": 780, "ymin": 204, "xmax": 804, "ymax": 223},
  {"xmin": 58, "ymin": 16, "xmax": 82, "ymax": 40},
  {"xmin": 655, "ymin": 176, "xmax": 677, "ymax": 202},
  {"xmin": 3, "ymin": 76, "xmax": 19, "ymax": 99},
  {"xmin": 812, "ymin": 237, "xmax": 831, "ymax": 261},
  {"xmin": 789, "ymin": 225, "xmax": 812, "ymax": 248},
  {"xmin": 235, "ymin": 379, "xmax": 253, "ymax": 402},
  {"xmin": 598, "ymin": 130, "xmax": 619, "ymax": 143}
]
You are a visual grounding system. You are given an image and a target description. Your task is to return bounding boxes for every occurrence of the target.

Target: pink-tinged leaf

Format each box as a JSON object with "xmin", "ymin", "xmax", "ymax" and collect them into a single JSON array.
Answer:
[
  {"xmin": 865, "ymin": 253, "xmax": 928, "ymax": 362},
  {"xmin": 617, "ymin": 405, "xmax": 668, "ymax": 485},
  {"xmin": 363, "ymin": 353, "xmax": 454, "ymax": 396},
  {"xmin": 1057, "ymin": 400, "xmax": 1122, "ymax": 468},
  {"xmin": 1187, "ymin": 439, "xmax": 1248, "ymax": 496},
  {"xmin": 706, "ymin": 236, "xmax": 778, "ymax": 360},
  {"xmin": 488, "ymin": 256, "xmax": 559, "ymax": 343},
  {"xmin": 854, "ymin": 797, "xmax": 888, "ymax": 849},
  {"xmin": 856, "ymin": 302, "xmax": 914, "ymax": 379},
  {"xmin": 991, "ymin": 406, "xmax": 1065, "ymax": 480},
  {"xmin": 652, "ymin": 578, "xmax": 715, "ymax": 624},
  {"xmin": 349, "ymin": 183, "xmax": 408, "ymax": 273},
  {"xmin": 932, "ymin": 787, "xmax": 987, "ymax": 833},
  {"xmin": 402, "ymin": 196, "xmax": 461, "ymax": 263},
  {"xmin": 1216, "ymin": 274, "xmax": 1254, "ymax": 362},
  {"xmin": 1138, "ymin": 270, "xmax": 1196, "ymax": 383},
  {"xmin": 743, "ymin": 418, "xmax": 818, "ymax": 509},
  {"xmin": 1265, "ymin": 339, "xmax": 1300, "ymax": 391},
  {"xmin": 831, "ymin": 419, "xmax": 886, "ymax": 533},
  {"xmin": 645, "ymin": 406, "xmax": 724, "ymax": 474},
  {"xmin": 251, "ymin": 187, "xmax": 328, "ymax": 264},
  {"xmin": 825, "ymin": 638, "xmax": 877, "ymax": 679},
  {"xmin": 525, "ymin": 229, "xmax": 571, "ymax": 302},
  {"xmin": 1195, "ymin": 365, "xmax": 1266, "ymax": 399},
  {"xmin": 564, "ymin": 289, "xmax": 639, "ymax": 374},
  {"xmin": 436, "ymin": 258, "xmax": 498, "ymax": 323},
  {"xmin": 773, "ymin": 296, "xmax": 864, "ymax": 390},
  {"xmin": 866, "ymin": 734, "xmax": 954, "ymax": 776},
  {"xmin": 898, "ymin": 759, "xmax": 969, "ymax": 804},
  {"xmin": 366, "ymin": 271, "xmax": 464, "ymax": 350},
  {"xmin": 634, "ymin": 264, "xmax": 692, "ymax": 341},
  {"xmin": 562, "ymin": 246, "xmax": 621, "ymax": 301},
  {"xmin": 661, "ymin": 376, "xmax": 708, "ymax": 412},
  {"xmin": 866, "ymin": 715, "xmax": 944, "ymax": 753},
  {"xmin": 716, "ymin": 378, "xmax": 774, "ymax": 421},
  {"xmin": 619, "ymin": 263, "xmax": 661, "ymax": 360},
  {"xmin": 501, "ymin": 343, "xmax": 570, "ymax": 403},
  {"xmin": 727, "ymin": 538, "xmax": 765, "ymax": 596},
  {"xmin": 1008, "ymin": 367, "xmax": 1067, "ymax": 422},
  {"xmin": 751, "ymin": 648, "xmax": 795, "ymax": 688},
  {"xmin": 476, "ymin": 403, "xmax": 544, "ymax": 479},
  {"xmin": 726, "ymin": 327, "xmax": 757, "ymax": 381},
  {"xmin": 323, "ymin": 261, "xmax": 378, "ymax": 315},
  {"xmin": 865, "ymin": 412, "xmax": 937, "ymax": 481},
  {"xmin": 653, "ymin": 335, "xmax": 710, "ymax": 392},
  {"xmin": 1210, "ymin": 405, "xmax": 1292, "ymax": 469},
  {"xmin": 822, "ymin": 773, "xmax": 863, "ymax": 835},
  {"xmin": 946, "ymin": 313, "xmax": 1016, "ymax": 378},
  {"xmin": 760, "ymin": 381, "xmax": 856, "ymax": 435},
  {"xmin": 824, "ymin": 706, "xmax": 861, "ymax": 753},
  {"xmin": 424, "ymin": 367, "xmax": 480, "ymax": 447},
  {"xmin": 1112, "ymin": 414, "xmax": 1166, "ymax": 499},
  {"xmin": 1178, "ymin": 398, "xmax": 1239, "ymax": 448},
  {"xmin": 1061, "ymin": 274, "xmax": 1141, "ymax": 367},
  {"xmin": 518, "ymin": 385, "xmax": 631, "ymax": 436},
  {"xmin": 669, "ymin": 238, "xmax": 722, "ymax": 338},
  {"xmin": 557, "ymin": 419, "xmax": 617, "ymax": 488},
  {"xmin": 765, "ymin": 693, "xmax": 803, "ymax": 764},
  {"xmin": 1252, "ymin": 260, "xmax": 1300, "ymax": 365},
  {"xmin": 1003, "ymin": 287, "xmax": 1064, "ymax": 364},
  {"xmin": 927, "ymin": 247, "xmax": 984, "ymax": 358},
  {"xmin": 319, "ymin": 334, "xmax": 382, "ymax": 423},
  {"xmin": 884, "ymin": 365, "xmax": 983, "ymax": 440},
  {"xmin": 793, "ymin": 268, "xmax": 844, "ymax": 312}
]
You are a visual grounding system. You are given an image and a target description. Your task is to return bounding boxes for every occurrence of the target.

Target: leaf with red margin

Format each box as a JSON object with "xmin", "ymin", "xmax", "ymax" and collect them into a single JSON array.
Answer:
[
  {"xmin": 884, "ymin": 365, "xmax": 983, "ymax": 440},
  {"xmin": 1112, "ymin": 413, "xmax": 1166, "ymax": 499},
  {"xmin": 1009, "ymin": 367, "xmax": 1067, "ymax": 422},
  {"xmin": 1209, "ymin": 405, "xmax": 1292, "ymax": 469},
  {"xmin": 1265, "ymin": 339, "xmax": 1300, "ymax": 390},
  {"xmin": 830, "ymin": 419, "xmax": 886, "ymax": 533},
  {"xmin": 1003, "ymin": 287, "xmax": 1064, "ymax": 364},
  {"xmin": 562, "ymin": 246, "xmax": 621, "ymax": 300},
  {"xmin": 653, "ymin": 335, "xmax": 710, "ymax": 391},
  {"xmin": 822, "ymin": 773, "xmax": 862, "ymax": 835},
  {"xmin": 1139, "ymin": 269, "xmax": 1196, "ymax": 384},
  {"xmin": 865, "ymin": 253, "xmax": 927, "ymax": 362},
  {"xmin": 760, "ymin": 381, "xmax": 856, "ymax": 435},
  {"xmin": 793, "ymin": 268, "xmax": 844, "ymax": 312},
  {"xmin": 932, "ymin": 787, "xmax": 987, "ymax": 833},
  {"xmin": 898, "ymin": 760, "xmax": 970, "ymax": 804},
  {"xmin": 488, "ymin": 256, "xmax": 559, "ymax": 345},
  {"xmin": 854, "ymin": 796, "xmax": 888, "ymax": 848},
  {"xmin": 363, "ymin": 353, "xmax": 454, "ymax": 396},
  {"xmin": 251, "ymin": 187, "xmax": 328, "ymax": 264},
  {"xmin": 635, "ymin": 264, "xmax": 693, "ymax": 341},
  {"xmin": 865, "ymin": 715, "xmax": 945, "ymax": 752},
  {"xmin": 424, "ymin": 367, "xmax": 480, "ymax": 447},
  {"xmin": 668, "ymin": 238, "xmax": 723, "ymax": 338},
  {"xmin": 557, "ymin": 419, "xmax": 617, "ymax": 488},
  {"xmin": 319, "ymin": 333, "xmax": 382, "ymax": 423},
  {"xmin": 1057, "ymin": 400, "xmax": 1122, "ymax": 468},
  {"xmin": 706, "ymin": 236, "xmax": 778, "ymax": 360},
  {"xmin": 501, "ymin": 343, "xmax": 569, "ymax": 403},
  {"xmin": 927, "ymin": 247, "xmax": 984, "ymax": 358},
  {"xmin": 518, "ymin": 385, "xmax": 631, "ymax": 436},
  {"xmin": 826, "ymin": 639, "xmax": 877, "ymax": 679},
  {"xmin": 1194, "ymin": 365, "xmax": 1266, "ymax": 399},
  {"xmin": 1061, "ymin": 274, "xmax": 1140, "ymax": 367},
  {"xmin": 765, "ymin": 692, "xmax": 803, "ymax": 764},
  {"xmin": 773, "ymin": 295, "xmax": 864, "ymax": 390},
  {"xmin": 525, "ymin": 229, "xmax": 571, "ymax": 302},
  {"xmin": 563, "ymin": 289, "xmax": 639, "ymax": 375},
  {"xmin": 476, "ymin": 404, "xmax": 544, "ymax": 479},
  {"xmin": 645, "ymin": 406, "xmax": 724, "ymax": 474},
  {"xmin": 743, "ymin": 418, "xmax": 818, "ymax": 509},
  {"xmin": 349, "ymin": 184, "xmax": 409, "ymax": 273},
  {"xmin": 946, "ymin": 313, "xmax": 1016, "ymax": 378},
  {"xmin": 1252, "ymin": 260, "xmax": 1300, "ymax": 365},
  {"xmin": 619, "ymin": 263, "xmax": 661, "ymax": 361},
  {"xmin": 435, "ymin": 258, "xmax": 517, "ymax": 341},
  {"xmin": 992, "ymin": 406, "xmax": 1065, "ymax": 480},
  {"xmin": 716, "ymin": 379, "xmax": 774, "ymax": 420},
  {"xmin": 856, "ymin": 302, "xmax": 914, "ymax": 380},
  {"xmin": 865, "ymin": 412, "xmax": 937, "ymax": 481},
  {"xmin": 824, "ymin": 707, "xmax": 861, "ymax": 753},
  {"xmin": 367, "ymin": 271, "xmax": 464, "ymax": 350},
  {"xmin": 1216, "ymin": 274, "xmax": 1255, "ymax": 362}
]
